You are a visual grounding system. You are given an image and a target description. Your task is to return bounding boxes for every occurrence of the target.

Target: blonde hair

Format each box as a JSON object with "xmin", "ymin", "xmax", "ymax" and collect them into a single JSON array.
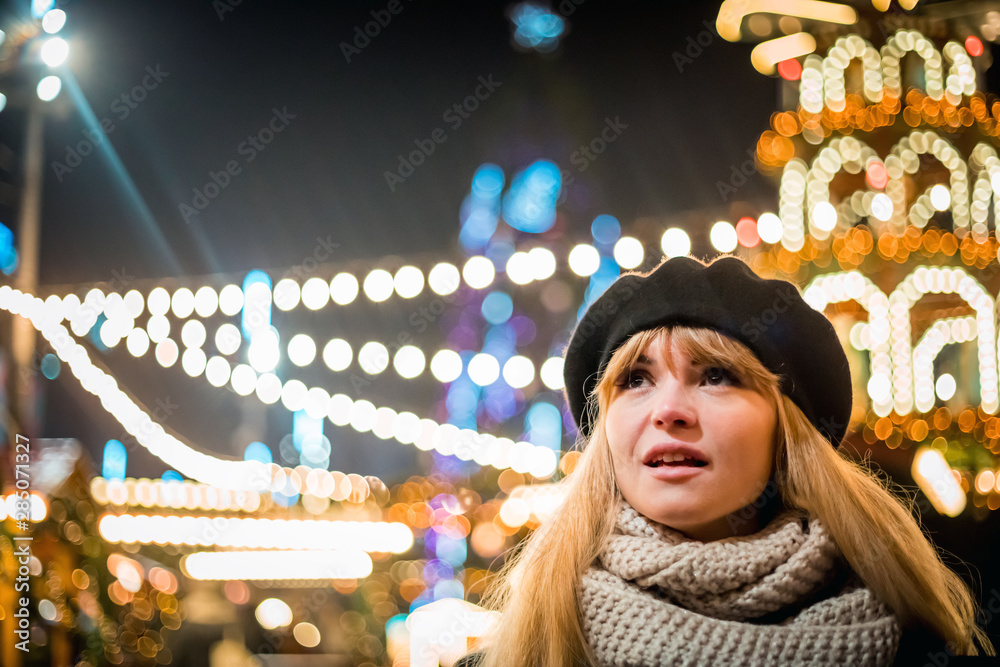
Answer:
[{"xmin": 477, "ymin": 326, "xmax": 995, "ymax": 667}]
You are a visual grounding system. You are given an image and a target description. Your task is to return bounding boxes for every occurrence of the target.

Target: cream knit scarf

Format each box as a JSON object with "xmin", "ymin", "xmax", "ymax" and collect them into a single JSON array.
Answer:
[{"xmin": 579, "ymin": 501, "xmax": 901, "ymax": 666}]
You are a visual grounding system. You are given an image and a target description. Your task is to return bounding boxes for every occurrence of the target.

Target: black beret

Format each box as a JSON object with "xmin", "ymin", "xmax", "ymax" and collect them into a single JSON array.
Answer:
[{"xmin": 562, "ymin": 255, "xmax": 852, "ymax": 447}]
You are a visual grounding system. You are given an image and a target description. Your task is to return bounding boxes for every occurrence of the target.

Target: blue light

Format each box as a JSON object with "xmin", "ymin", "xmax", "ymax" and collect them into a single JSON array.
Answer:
[
  {"xmin": 31, "ymin": 0, "xmax": 56, "ymax": 19},
  {"xmin": 502, "ymin": 161, "xmax": 561, "ymax": 233},
  {"xmin": 162, "ymin": 470, "xmax": 183, "ymax": 482},
  {"xmin": 434, "ymin": 536, "xmax": 468, "ymax": 566},
  {"xmin": 433, "ymin": 579, "xmax": 466, "ymax": 600},
  {"xmin": 241, "ymin": 270, "xmax": 272, "ymax": 339},
  {"xmin": 471, "ymin": 163, "xmax": 505, "ymax": 199},
  {"xmin": 102, "ymin": 440, "xmax": 126, "ymax": 481},
  {"xmin": 510, "ymin": 3, "xmax": 565, "ymax": 53},
  {"xmin": 459, "ymin": 195, "xmax": 499, "ymax": 251},
  {"xmin": 244, "ymin": 441, "xmax": 273, "ymax": 464},
  {"xmin": 591, "ymin": 214, "xmax": 621, "ymax": 245},
  {"xmin": 40, "ymin": 353, "xmax": 60, "ymax": 380},
  {"xmin": 89, "ymin": 314, "xmax": 109, "ymax": 351},
  {"xmin": 526, "ymin": 402, "xmax": 562, "ymax": 449},
  {"xmin": 484, "ymin": 237, "xmax": 515, "ymax": 267},
  {"xmin": 481, "ymin": 291, "xmax": 513, "ymax": 325}
]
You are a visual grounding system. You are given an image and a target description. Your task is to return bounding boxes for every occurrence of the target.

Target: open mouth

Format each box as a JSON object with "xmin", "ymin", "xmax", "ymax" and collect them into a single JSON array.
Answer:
[{"xmin": 647, "ymin": 457, "xmax": 708, "ymax": 468}]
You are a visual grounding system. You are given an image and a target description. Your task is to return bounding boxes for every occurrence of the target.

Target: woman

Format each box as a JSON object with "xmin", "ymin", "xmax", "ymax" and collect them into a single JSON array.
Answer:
[{"xmin": 455, "ymin": 255, "xmax": 995, "ymax": 667}]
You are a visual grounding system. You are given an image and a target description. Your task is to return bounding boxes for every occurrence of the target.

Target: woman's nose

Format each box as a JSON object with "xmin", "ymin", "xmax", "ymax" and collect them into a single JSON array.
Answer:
[{"xmin": 650, "ymin": 377, "xmax": 697, "ymax": 428}]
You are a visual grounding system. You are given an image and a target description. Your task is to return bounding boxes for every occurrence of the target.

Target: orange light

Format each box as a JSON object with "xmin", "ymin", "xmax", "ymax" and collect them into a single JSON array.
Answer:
[
  {"xmin": 777, "ymin": 58, "xmax": 802, "ymax": 81},
  {"xmin": 966, "ymin": 36, "xmax": 984, "ymax": 57},
  {"xmin": 736, "ymin": 218, "xmax": 760, "ymax": 248}
]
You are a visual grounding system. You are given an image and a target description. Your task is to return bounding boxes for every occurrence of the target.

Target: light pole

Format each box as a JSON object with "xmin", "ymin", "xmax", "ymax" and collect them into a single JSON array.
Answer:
[{"xmin": 0, "ymin": 8, "xmax": 68, "ymax": 438}]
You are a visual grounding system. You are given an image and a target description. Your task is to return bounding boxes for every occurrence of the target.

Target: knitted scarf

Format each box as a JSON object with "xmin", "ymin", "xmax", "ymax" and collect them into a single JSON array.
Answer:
[{"xmin": 579, "ymin": 501, "xmax": 902, "ymax": 666}]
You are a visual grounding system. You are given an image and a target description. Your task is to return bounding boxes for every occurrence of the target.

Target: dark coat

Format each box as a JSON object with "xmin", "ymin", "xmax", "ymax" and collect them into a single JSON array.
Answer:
[{"xmin": 453, "ymin": 627, "xmax": 995, "ymax": 666}]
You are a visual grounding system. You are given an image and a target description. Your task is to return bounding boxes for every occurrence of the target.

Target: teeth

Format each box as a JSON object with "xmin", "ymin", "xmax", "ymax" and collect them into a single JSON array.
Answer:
[{"xmin": 651, "ymin": 453, "xmax": 700, "ymax": 464}]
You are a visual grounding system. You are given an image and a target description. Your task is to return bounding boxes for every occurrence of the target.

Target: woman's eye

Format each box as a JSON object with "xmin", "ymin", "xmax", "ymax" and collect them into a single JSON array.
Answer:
[
  {"xmin": 620, "ymin": 371, "xmax": 647, "ymax": 389},
  {"xmin": 703, "ymin": 366, "xmax": 737, "ymax": 386}
]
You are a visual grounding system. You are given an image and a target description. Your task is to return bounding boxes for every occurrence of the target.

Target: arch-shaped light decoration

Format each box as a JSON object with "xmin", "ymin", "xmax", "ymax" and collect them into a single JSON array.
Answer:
[
  {"xmin": 913, "ymin": 316, "xmax": 978, "ymax": 412},
  {"xmin": 821, "ymin": 35, "xmax": 883, "ymax": 111},
  {"xmin": 887, "ymin": 267, "xmax": 997, "ymax": 415},
  {"xmin": 887, "ymin": 130, "xmax": 970, "ymax": 235}
]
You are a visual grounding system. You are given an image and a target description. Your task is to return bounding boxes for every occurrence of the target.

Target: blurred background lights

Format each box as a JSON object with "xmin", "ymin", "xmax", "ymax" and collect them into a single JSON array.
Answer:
[
  {"xmin": 502, "ymin": 355, "xmax": 535, "ymax": 388},
  {"xmin": 37, "ymin": 75, "xmax": 62, "ymax": 101},
  {"xmin": 42, "ymin": 8, "xmax": 67, "ymax": 33},
  {"xmin": 359, "ymin": 342, "xmax": 389, "ymax": 374},
  {"xmin": 502, "ymin": 161, "xmax": 561, "ymax": 233},
  {"xmin": 429, "ymin": 262, "xmax": 460, "ymax": 295},
  {"xmin": 219, "ymin": 284, "xmax": 244, "ymax": 315},
  {"xmin": 293, "ymin": 622, "xmax": 321, "ymax": 648},
  {"xmin": 812, "ymin": 202, "xmax": 837, "ymax": 231},
  {"xmin": 393, "ymin": 345, "xmax": 426, "ymax": 378},
  {"xmin": 735, "ymin": 217, "xmax": 760, "ymax": 248},
  {"xmin": 40, "ymin": 37, "xmax": 69, "ymax": 67},
  {"xmin": 322, "ymin": 338, "xmax": 352, "ymax": 371},
  {"xmin": 528, "ymin": 247, "xmax": 556, "ymax": 280},
  {"xmin": 394, "ymin": 266, "xmax": 424, "ymax": 298},
  {"xmin": 660, "ymin": 228, "xmax": 691, "ymax": 258},
  {"xmin": 709, "ymin": 221, "xmax": 738, "ymax": 252},
  {"xmin": 776, "ymin": 58, "xmax": 802, "ymax": 81},
  {"xmin": 194, "ymin": 286, "xmax": 218, "ymax": 317},
  {"xmin": 301, "ymin": 277, "xmax": 330, "ymax": 310},
  {"xmin": 215, "ymin": 323, "xmax": 241, "ymax": 355},
  {"xmin": 590, "ymin": 214, "xmax": 620, "ymax": 245},
  {"xmin": 930, "ymin": 184, "xmax": 951, "ymax": 211},
  {"xmin": 155, "ymin": 339, "xmax": 179, "ymax": 367},
  {"xmin": 363, "ymin": 269, "xmax": 394, "ymax": 302},
  {"xmin": 540, "ymin": 357, "xmax": 564, "ymax": 390},
  {"xmin": 330, "ymin": 272, "xmax": 359, "ymax": 305},
  {"xmin": 182, "ymin": 347, "xmax": 207, "ymax": 377},
  {"xmin": 102, "ymin": 440, "xmax": 127, "ymax": 481},
  {"xmin": 288, "ymin": 334, "xmax": 317, "ymax": 366},
  {"xmin": 205, "ymin": 356, "xmax": 231, "ymax": 387},
  {"xmin": 866, "ymin": 161, "xmax": 888, "ymax": 189},
  {"xmin": 481, "ymin": 291, "xmax": 513, "ymax": 324},
  {"xmin": 936, "ymin": 373, "xmax": 957, "ymax": 401},
  {"xmin": 613, "ymin": 237, "xmax": 643, "ymax": 268},
  {"xmin": 870, "ymin": 193, "xmax": 893, "ymax": 221},
  {"xmin": 462, "ymin": 256, "xmax": 495, "ymax": 289},
  {"xmin": 171, "ymin": 287, "xmax": 195, "ymax": 318},
  {"xmin": 126, "ymin": 328, "xmax": 150, "ymax": 357},
  {"xmin": 965, "ymin": 35, "xmax": 984, "ymax": 57},
  {"xmin": 568, "ymin": 244, "xmax": 600, "ymax": 276},
  {"xmin": 468, "ymin": 353, "xmax": 500, "ymax": 386},
  {"xmin": 247, "ymin": 328, "xmax": 281, "ymax": 373},
  {"xmin": 756, "ymin": 213, "xmax": 783, "ymax": 244},
  {"xmin": 181, "ymin": 320, "xmax": 207, "ymax": 348},
  {"xmin": 431, "ymin": 349, "xmax": 463, "ymax": 383},
  {"xmin": 509, "ymin": 2, "xmax": 565, "ymax": 53},
  {"xmin": 255, "ymin": 598, "xmax": 293, "ymax": 630}
]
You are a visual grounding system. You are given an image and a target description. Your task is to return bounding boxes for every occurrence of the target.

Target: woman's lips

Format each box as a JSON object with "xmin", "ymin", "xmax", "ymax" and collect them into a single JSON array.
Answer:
[{"xmin": 645, "ymin": 462, "xmax": 708, "ymax": 480}]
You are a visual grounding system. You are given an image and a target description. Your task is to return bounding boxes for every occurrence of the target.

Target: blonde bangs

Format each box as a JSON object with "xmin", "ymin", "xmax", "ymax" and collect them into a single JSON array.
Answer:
[{"xmin": 591, "ymin": 325, "xmax": 782, "ymax": 414}]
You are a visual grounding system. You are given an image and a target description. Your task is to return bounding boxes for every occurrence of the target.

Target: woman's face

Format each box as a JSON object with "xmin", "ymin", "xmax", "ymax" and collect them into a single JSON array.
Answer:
[{"xmin": 605, "ymin": 334, "xmax": 777, "ymax": 541}]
